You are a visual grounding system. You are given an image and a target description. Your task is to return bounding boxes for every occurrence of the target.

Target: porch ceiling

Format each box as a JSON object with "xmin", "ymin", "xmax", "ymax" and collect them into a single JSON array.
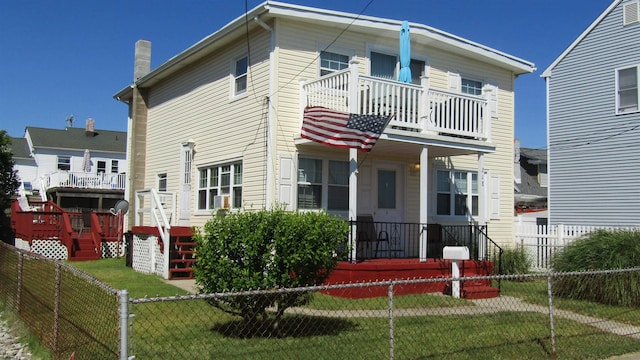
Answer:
[{"xmin": 294, "ymin": 131, "xmax": 495, "ymax": 159}]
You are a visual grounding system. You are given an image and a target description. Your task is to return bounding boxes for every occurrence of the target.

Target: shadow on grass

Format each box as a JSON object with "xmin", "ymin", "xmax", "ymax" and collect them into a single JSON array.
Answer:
[{"xmin": 212, "ymin": 314, "xmax": 357, "ymax": 339}]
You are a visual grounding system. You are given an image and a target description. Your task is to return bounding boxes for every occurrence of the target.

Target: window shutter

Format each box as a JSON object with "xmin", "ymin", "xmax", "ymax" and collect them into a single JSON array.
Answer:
[
  {"xmin": 448, "ymin": 72, "xmax": 461, "ymax": 92},
  {"xmin": 489, "ymin": 174, "xmax": 501, "ymax": 220},
  {"xmin": 485, "ymin": 82, "xmax": 498, "ymax": 118},
  {"xmin": 624, "ymin": 1, "xmax": 639, "ymax": 26},
  {"xmin": 279, "ymin": 156, "xmax": 294, "ymax": 211}
]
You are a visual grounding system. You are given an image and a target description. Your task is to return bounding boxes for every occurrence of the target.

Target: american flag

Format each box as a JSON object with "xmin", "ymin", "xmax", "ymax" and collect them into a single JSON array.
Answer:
[{"xmin": 301, "ymin": 106, "xmax": 392, "ymax": 152}]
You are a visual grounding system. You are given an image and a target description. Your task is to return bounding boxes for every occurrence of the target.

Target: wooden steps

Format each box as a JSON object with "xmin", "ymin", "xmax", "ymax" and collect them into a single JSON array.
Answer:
[
  {"xmin": 168, "ymin": 237, "xmax": 196, "ymax": 279},
  {"xmin": 69, "ymin": 234, "xmax": 100, "ymax": 261}
]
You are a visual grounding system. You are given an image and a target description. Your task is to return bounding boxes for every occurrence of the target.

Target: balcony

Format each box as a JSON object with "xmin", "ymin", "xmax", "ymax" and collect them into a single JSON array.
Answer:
[
  {"xmin": 44, "ymin": 171, "xmax": 126, "ymax": 191},
  {"xmin": 301, "ymin": 66, "xmax": 491, "ymax": 141}
]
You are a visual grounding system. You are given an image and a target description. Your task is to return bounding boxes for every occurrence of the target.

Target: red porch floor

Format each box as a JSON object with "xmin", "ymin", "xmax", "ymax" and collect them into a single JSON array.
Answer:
[{"xmin": 322, "ymin": 258, "xmax": 497, "ymax": 299}]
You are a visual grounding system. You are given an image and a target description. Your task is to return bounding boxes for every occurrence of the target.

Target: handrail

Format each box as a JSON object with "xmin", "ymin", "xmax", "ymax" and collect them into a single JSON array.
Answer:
[
  {"xmin": 89, "ymin": 212, "xmax": 104, "ymax": 256},
  {"xmin": 135, "ymin": 189, "xmax": 174, "ymax": 279}
]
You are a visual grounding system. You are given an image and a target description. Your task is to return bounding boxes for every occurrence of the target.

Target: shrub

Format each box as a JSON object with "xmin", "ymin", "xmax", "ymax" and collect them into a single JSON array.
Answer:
[
  {"xmin": 551, "ymin": 229, "xmax": 640, "ymax": 306},
  {"xmin": 193, "ymin": 208, "xmax": 349, "ymax": 333},
  {"xmin": 497, "ymin": 245, "xmax": 532, "ymax": 275}
]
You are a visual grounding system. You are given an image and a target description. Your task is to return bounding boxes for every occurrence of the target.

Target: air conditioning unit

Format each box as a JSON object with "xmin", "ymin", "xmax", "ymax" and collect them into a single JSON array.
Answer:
[{"xmin": 213, "ymin": 195, "xmax": 231, "ymax": 209}]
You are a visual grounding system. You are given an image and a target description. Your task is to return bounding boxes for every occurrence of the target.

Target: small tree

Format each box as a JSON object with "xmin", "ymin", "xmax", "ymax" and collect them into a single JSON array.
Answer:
[
  {"xmin": 193, "ymin": 208, "xmax": 349, "ymax": 333},
  {"xmin": 0, "ymin": 130, "xmax": 19, "ymax": 243}
]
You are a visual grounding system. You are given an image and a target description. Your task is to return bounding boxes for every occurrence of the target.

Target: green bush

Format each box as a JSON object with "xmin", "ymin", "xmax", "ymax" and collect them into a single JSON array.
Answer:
[
  {"xmin": 551, "ymin": 229, "xmax": 640, "ymax": 306},
  {"xmin": 497, "ymin": 246, "xmax": 532, "ymax": 275},
  {"xmin": 193, "ymin": 208, "xmax": 349, "ymax": 332}
]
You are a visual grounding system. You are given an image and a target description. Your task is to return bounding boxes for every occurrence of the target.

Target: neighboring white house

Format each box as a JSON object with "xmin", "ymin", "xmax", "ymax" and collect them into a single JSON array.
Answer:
[
  {"xmin": 542, "ymin": 0, "xmax": 640, "ymax": 226},
  {"xmin": 114, "ymin": 1, "xmax": 535, "ymax": 260},
  {"xmin": 10, "ymin": 119, "xmax": 128, "ymax": 211}
]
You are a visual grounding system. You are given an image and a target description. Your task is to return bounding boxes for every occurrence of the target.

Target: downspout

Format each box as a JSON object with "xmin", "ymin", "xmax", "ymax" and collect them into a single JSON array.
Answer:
[{"xmin": 254, "ymin": 16, "xmax": 275, "ymax": 207}]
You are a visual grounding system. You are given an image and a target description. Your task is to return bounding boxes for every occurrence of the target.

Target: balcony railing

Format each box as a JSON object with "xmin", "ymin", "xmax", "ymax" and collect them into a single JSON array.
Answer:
[
  {"xmin": 44, "ymin": 171, "xmax": 126, "ymax": 191},
  {"xmin": 301, "ymin": 66, "xmax": 490, "ymax": 140}
]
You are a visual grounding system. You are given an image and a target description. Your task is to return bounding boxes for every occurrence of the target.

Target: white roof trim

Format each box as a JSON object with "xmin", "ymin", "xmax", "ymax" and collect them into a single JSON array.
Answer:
[{"xmin": 541, "ymin": 0, "xmax": 621, "ymax": 78}]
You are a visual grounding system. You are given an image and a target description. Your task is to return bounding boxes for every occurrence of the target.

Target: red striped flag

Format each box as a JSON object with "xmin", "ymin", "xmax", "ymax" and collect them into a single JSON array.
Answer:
[{"xmin": 301, "ymin": 106, "xmax": 392, "ymax": 152}]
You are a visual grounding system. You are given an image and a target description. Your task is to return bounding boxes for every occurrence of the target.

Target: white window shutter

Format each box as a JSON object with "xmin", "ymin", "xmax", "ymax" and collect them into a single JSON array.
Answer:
[
  {"xmin": 489, "ymin": 174, "xmax": 501, "ymax": 220},
  {"xmin": 448, "ymin": 72, "xmax": 461, "ymax": 92},
  {"xmin": 624, "ymin": 1, "xmax": 639, "ymax": 26},
  {"xmin": 484, "ymin": 82, "xmax": 498, "ymax": 118},
  {"xmin": 279, "ymin": 156, "xmax": 294, "ymax": 211}
]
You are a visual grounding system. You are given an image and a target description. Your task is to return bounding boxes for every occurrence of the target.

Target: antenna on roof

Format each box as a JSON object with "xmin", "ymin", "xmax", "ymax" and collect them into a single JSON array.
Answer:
[{"xmin": 66, "ymin": 115, "xmax": 74, "ymax": 128}]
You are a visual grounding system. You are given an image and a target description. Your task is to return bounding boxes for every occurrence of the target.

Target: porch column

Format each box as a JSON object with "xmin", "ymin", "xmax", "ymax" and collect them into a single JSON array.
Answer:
[
  {"xmin": 478, "ymin": 153, "xmax": 487, "ymax": 259},
  {"xmin": 348, "ymin": 60, "xmax": 360, "ymax": 263},
  {"xmin": 419, "ymin": 146, "xmax": 428, "ymax": 262}
]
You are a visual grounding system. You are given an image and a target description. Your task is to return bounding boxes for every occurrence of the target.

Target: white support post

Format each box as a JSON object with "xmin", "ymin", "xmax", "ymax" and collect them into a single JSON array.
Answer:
[
  {"xmin": 420, "ymin": 75, "xmax": 431, "ymax": 133},
  {"xmin": 419, "ymin": 146, "xmax": 429, "ymax": 262},
  {"xmin": 348, "ymin": 60, "xmax": 360, "ymax": 263}
]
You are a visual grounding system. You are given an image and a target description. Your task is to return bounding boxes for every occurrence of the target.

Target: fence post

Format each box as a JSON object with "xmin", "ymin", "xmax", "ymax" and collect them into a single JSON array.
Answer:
[
  {"xmin": 16, "ymin": 252, "xmax": 23, "ymax": 313},
  {"xmin": 388, "ymin": 282, "xmax": 395, "ymax": 360},
  {"xmin": 120, "ymin": 289, "xmax": 129, "ymax": 360},
  {"xmin": 53, "ymin": 263, "xmax": 61, "ymax": 353},
  {"xmin": 546, "ymin": 275, "xmax": 557, "ymax": 358}
]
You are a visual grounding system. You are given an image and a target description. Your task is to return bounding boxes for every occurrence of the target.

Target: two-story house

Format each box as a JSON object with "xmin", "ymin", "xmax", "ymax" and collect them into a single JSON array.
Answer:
[
  {"xmin": 542, "ymin": 0, "xmax": 640, "ymax": 226},
  {"xmin": 114, "ymin": 1, "xmax": 534, "ymax": 270},
  {"xmin": 10, "ymin": 119, "xmax": 127, "ymax": 211}
]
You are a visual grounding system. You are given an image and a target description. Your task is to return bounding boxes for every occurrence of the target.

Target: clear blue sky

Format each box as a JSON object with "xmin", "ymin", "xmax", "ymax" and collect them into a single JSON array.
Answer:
[{"xmin": 0, "ymin": 0, "xmax": 612, "ymax": 149}]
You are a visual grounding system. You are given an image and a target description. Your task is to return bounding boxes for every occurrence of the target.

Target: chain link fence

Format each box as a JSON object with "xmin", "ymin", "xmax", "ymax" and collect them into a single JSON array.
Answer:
[
  {"xmin": 3, "ymin": 240, "xmax": 640, "ymax": 359},
  {"xmin": 0, "ymin": 242, "xmax": 120, "ymax": 359}
]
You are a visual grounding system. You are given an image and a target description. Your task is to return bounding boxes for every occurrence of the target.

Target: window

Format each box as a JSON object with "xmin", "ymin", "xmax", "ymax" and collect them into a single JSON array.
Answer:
[
  {"xmin": 328, "ymin": 160, "xmax": 349, "ymax": 210},
  {"xmin": 97, "ymin": 161, "xmax": 106, "ymax": 174},
  {"xmin": 234, "ymin": 56, "xmax": 248, "ymax": 96},
  {"xmin": 298, "ymin": 158, "xmax": 322, "ymax": 209},
  {"xmin": 617, "ymin": 66, "xmax": 639, "ymax": 114},
  {"xmin": 57, "ymin": 156, "xmax": 70, "ymax": 171},
  {"xmin": 461, "ymin": 78, "xmax": 483, "ymax": 96},
  {"xmin": 320, "ymin": 51, "xmax": 350, "ymax": 76},
  {"xmin": 409, "ymin": 59, "xmax": 425, "ymax": 85},
  {"xmin": 158, "ymin": 173, "xmax": 167, "ymax": 192},
  {"xmin": 436, "ymin": 170, "xmax": 478, "ymax": 217},
  {"xmin": 197, "ymin": 162, "xmax": 242, "ymax": 210},
  {"xmin": 111, "ymin": 160, "xmax": 119, "ymax": 173},
  {"xmin": 370, "ymin": 51, "xmax": 397, "ymax": 80}
]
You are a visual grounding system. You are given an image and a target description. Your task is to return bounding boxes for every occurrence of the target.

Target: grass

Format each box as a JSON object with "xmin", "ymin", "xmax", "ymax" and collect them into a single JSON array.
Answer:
[
  {"xmin": 0, "ymin": 299, "xmax": 53, "ymax": 359},
  {"xmin": 64, "ymin": 259, "xmax": 640, "ymax": 359}
]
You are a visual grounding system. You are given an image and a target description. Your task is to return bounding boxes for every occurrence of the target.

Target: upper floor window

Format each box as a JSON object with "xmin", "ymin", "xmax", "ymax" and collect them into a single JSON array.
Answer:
[
  {"xmin": 111, "ymin": 160, "xmax": 119, "ymax": 173},
  {"xmin": 436, "ymin": 170, "xmax": 478, "ymax": 217},
  {"xmin": 461, "ymin": 78, "xmax": 483, "ymax": 96},
  {"xmin": 198, "ymin": 162, "xmax": 242, "ymax": 210},
  {"xmin": 97, "ymin": 161, "xmax": 106, "ymax": 174},
  {"xmin": 371, "ymin": 51, "xmax": 397, "ymax": 81},
  {"xmin": 320, "ymin": 51, "xmax": 350, "ymax": 76},
  {"xmin": 158, "ymin": 173, "xmax": 167, "ymax": 192},
  {"xmin": 616, "ymin": 66, "xmax": 639, "ymax": 114},
  {"xmin": 57, "ymin": 156, "xmax": 70, "ymax": 171},
  {"xmin": 234, "ymin": 56, "xmax": 248, "ymax": 96}
]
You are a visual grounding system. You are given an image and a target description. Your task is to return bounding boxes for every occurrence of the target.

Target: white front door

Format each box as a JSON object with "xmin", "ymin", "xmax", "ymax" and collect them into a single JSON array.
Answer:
[
  {"xmin": 357, "ymin": 162, "xmax": 403, "ymax": 222},
  {"xmin": 178, "ymin": 144, "xmax": 193, "ymax": 225}
]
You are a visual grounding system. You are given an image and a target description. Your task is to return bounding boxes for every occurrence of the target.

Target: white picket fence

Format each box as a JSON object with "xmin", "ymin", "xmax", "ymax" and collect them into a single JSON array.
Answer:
[{"xmin": 514, "ymin": 220, "xmax": 639, "ymax": 271}]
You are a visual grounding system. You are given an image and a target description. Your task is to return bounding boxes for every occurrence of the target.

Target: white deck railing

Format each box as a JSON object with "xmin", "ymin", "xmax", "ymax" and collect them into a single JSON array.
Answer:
[
  {"xmin": 301, "ymin": 64, "xmax": 490, "ymax": 140},
  {"xmin": 45, "ymin": 171, "xmax": 126, "ymax": 190},
  {"xmin": 135, "ymin": 189, "xmax": 176, "ymax": 279}
]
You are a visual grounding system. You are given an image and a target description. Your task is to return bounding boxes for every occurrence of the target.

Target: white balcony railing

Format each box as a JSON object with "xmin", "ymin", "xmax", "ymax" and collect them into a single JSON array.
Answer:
[
  {"xmin": 44, "ymin": 171, "xmax": 126, "ymax": 191},
  {"xmin": 301, "ymin": 64, "xmax": 490, "ymax": 140}
]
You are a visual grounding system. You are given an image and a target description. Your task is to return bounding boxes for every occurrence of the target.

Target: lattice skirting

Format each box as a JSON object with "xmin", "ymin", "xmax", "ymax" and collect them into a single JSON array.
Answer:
[
  {"xmin": 132, "ymin": 234, "xmax": 165, "ymax": 277},
  {"xmin": 14, "ymin": 238, "xmax": 124, "ymax": 260}
]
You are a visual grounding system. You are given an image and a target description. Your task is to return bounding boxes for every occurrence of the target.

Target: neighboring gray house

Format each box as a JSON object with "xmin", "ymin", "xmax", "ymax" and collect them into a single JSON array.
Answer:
[
  {"xmin": 10, "ymin": 119, "xmax": 128, "ymax": 211},
  {"xmin": 542, "ymin": 0, "xmax": 640, "ymax": 226}
]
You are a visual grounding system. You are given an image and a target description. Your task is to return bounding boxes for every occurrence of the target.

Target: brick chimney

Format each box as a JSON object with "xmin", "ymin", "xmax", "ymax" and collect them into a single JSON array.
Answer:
[{"xmin": 85, "ymin": 118, "xmax": 95, "ymax": 136}]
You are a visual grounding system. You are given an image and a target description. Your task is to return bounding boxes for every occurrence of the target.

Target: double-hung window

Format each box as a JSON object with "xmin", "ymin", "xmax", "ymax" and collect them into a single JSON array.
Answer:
[
  {"xmin": 158, "ymin": 173, "xmax": 167, "ymax": 192},
  {"xmin": 234, "ymin": 56, "xmax": 248, "ymax": 96},
  {"xmin": 297, "ymin": 158, "xmax": 349, "ymax": 211},
  {"xmin": 111, "ymin": 160, "xmax": 119, "ymax": 173},
  {"xmin": 616, "ymin": 66, "xmax": 639, "ymax": 114},
  {"xmin": 57, "ymin": 156, "xmax": 70, "ymax": 171},
  {"xmin": 197, "ymin": 162, "xmax": 242, "ymax": 210},
  {"xmin": 97, "ymin": 161, "xmax": 106, "ymax": 174},
  {"xmin": 436, "ymin": 170, "xmax": 478, "ymax": 217}
]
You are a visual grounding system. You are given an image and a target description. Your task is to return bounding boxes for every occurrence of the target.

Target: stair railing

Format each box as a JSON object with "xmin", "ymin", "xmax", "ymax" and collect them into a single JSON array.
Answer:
[{"xmin": 135, "ymin": 189, "xmax": 174, "ymax": 279}]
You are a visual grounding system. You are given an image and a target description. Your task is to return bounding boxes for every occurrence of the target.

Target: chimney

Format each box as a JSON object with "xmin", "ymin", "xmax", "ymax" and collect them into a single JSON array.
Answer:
[
  {"xmin": 86, "ymin": 118, "xmax": 96, "ymax": 137},
  {"xmin": 134, "ymin": 40, "xmax": 152, "ymax": 81}
]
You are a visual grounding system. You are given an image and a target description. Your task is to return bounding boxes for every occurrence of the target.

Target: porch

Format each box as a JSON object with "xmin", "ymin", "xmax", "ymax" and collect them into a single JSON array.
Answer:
[{"xmin": 301, "ymin": 62, "xmax": 491, "ymax": 141}]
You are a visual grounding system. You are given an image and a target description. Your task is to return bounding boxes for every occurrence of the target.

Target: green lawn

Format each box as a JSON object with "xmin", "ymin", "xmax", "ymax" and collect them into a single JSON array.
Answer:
[{"xmin": 65, "ymin": 259, "xmax": 640, "ymax": 359}]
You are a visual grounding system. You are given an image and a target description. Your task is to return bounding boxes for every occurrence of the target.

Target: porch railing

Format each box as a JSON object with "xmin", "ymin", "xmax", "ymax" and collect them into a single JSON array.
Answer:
[
  {"xmin": 301, "ymin": 65, "xmax": 490, "ymax": 140},
  {"xmin": 44, "ymin": 171, "xmax": 126, "ymax": 191}
]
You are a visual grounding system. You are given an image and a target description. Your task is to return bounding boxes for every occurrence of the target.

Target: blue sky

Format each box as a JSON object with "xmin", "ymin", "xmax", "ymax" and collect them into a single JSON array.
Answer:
[{"xmin": 0, "ymin": 0, "xmax": 612, "ymax": 148}]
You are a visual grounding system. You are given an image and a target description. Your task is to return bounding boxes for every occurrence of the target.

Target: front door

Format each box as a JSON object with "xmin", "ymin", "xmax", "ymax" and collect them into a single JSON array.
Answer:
[{"xmin": 356, "ymin": 163, "xmax": 403, "ymax": 222}]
